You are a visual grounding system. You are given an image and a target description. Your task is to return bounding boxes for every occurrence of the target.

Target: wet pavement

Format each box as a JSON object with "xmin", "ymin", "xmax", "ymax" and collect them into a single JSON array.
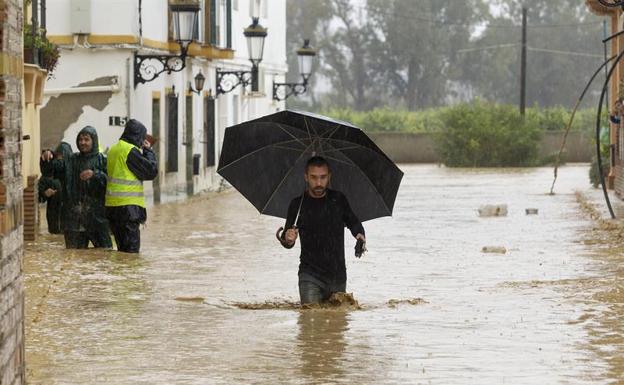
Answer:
[{"xmin": 24, "ymin": 164, "xmax": 624, "ymax": 384}]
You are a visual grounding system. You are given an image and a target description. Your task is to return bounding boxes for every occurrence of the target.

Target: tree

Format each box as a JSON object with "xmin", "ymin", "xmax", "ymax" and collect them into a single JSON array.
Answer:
[
  {"xmin": 461, "ymin": 0, "xmax": 605, "ymax": 108},
  {"xmin": 287, "ymin": 0, "xmax": 606, "ymax": 111},
  {"xmin": 285, "ymin": 0, "xmax": 333, "ymax": 109},
  {"xmin": 317, "ymin": 0, "xmax": 385, "ymax": 110},
  {"xmin": 367, "ymin": 0, "xmax": 489, "ymax": 109}
]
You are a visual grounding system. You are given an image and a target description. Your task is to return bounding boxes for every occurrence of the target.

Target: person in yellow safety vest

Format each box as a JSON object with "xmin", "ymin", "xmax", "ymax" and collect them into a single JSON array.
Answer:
[{"xmin": 105, "ymin": 119, "xmax": 158, "ymax": 253}]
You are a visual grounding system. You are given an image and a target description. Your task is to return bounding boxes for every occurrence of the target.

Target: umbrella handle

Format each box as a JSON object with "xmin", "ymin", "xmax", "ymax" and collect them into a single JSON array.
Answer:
[
  {"xmin": 276, "ymin": 226, "xmax": 285, "ymax": 241},
  {"xmin": 276, "ymin": 226, "xmax": 297, "ymax": 247}
]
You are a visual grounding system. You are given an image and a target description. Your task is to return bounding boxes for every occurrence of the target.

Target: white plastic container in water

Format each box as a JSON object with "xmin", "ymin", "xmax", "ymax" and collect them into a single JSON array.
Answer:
[{"xmin": 477, "ymin": 204, "xmax": 508, "ymax": 217}]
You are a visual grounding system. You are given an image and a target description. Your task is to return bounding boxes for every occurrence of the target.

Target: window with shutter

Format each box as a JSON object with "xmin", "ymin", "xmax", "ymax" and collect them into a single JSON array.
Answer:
[
  {"xmin": 204, "ymin": 97, "xmax": 216, "ymax": 167},
  {"xmin": 152, "ymin": 95, "xmax": 162, "ymax": 203},
  {"xmin": 209, "ymin": 0, "xmax": 217, "ymax": 45},
  {"xmin": 166, "ymin": 92, "xmax": 179, "ymax": 172},
  {"xmin": 226, "ymin": 0, "xmax": 232, "ymax": 48}
]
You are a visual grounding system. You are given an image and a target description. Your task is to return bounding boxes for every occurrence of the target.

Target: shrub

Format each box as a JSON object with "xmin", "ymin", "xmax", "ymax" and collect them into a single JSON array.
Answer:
[
  {"xmin": 321, "ymin": 104, "xmax": 602, "ymax": 167},
  {"xmin": 433, "ymin": 101, "xmax": 542, "ymax": 167}
]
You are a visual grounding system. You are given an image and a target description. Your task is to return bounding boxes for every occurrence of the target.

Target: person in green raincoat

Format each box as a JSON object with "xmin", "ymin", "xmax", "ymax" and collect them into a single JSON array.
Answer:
[
  {"xmin": 42, "ymin": 126, "xmax": 112, "ymax": 248},
  {"xmin": 38, "ymin": 142, "xmax": 72, "ymax": 234}
]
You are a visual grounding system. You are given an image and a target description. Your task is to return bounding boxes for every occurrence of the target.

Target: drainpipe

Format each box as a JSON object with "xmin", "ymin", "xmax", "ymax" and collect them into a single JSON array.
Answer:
[
  {"xmin": 41, "ymin": 0, "xmax": 47, "ymax": 37},
  {"xmin": 138, "ymin": 0, "xmax": 143, "ymax": 47},
  {"xmin": 126, "ymin": 57, "xmax": 132, "ymax": 117},
  {"xmin": 32, "ymin": 0, "xmax": 39, "ymax": 66}
]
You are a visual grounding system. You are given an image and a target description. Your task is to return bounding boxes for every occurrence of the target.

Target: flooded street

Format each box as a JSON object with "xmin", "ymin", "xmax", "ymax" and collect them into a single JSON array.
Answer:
[{"xmin": 25, "ymin": 164, "xmax": 624, "ymax": 384}]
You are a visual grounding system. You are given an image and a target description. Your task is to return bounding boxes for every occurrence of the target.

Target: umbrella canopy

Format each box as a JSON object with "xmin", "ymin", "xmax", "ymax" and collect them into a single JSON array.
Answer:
[{"xmin": 217, "ymin": 110, "xmax": 403, "ymax": 222}]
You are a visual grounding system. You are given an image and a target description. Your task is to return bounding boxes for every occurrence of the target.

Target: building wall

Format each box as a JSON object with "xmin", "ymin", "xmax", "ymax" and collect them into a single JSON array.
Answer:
[
  {"xmin": 0, "ymin": 0, "xmax": 26, "ymax": 383},
  {"xmin": 22, "ymin": 65, "xmax": 46, "ymax": 184},
  {"xmin": 43, "ymin": 0, "xmax": 287, "ymax": 200},
  {"xmin": 46, "ymin": 0, "xmax": 139, "ymax": 36},
  {"xmin": 21, "ymin": 101, "xmax": 39, "ymax": 184},
  {"xmin": 42, "ymin": 50, "xmax": 129, "ymax": 151}
]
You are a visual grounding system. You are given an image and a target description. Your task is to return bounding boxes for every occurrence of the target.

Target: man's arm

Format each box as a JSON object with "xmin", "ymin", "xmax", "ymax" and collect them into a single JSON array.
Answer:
[
  {"xmin": 40, "ymin": 149, "xmax": 66, "ymax": 176},
  {"xmin": 279, "ymin": 199, "xmax": 299, "ymax": 249},
  {"xmin": 341, "ymin": 193, "xmax": 365, "ymax": 239},
  {"xmin": 127, "ymin": 147, "xmax": 158, "ymax": 181},
  {"xmin": 85, "ymin": 154, "xmax": 107, "ymax": 194}
]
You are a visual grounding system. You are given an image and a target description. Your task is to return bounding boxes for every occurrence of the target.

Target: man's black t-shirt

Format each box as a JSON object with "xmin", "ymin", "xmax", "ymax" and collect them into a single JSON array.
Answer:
[{"xmin": 283, "ymin": 189, "xmax": 364, "ymax": 284}]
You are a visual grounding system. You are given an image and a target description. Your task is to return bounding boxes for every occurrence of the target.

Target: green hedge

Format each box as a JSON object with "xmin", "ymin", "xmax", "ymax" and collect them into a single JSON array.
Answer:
[
  {"xmin": 323, "ymin": 107, "xmax": 445, "ymax": 133},
  {"xmin": 322, "ymin": 103, "xmax": 603, "ymax": 167},
  {"xmin": 322, "ymin": 104, "xmax": 598, "ymax": 133},
  {"xmin": 434, "ymin": 101, "xmax": 542, "ymax": 167}
]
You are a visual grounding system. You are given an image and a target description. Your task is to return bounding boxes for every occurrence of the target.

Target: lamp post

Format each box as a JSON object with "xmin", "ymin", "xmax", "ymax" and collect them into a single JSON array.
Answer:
[
  {"xmin": 189, "ymin": 71, "xmax": 206, "ymax": 94},
  {"xmin": 272, "ymin": 40, "xmax": 316, "ymax": 101},
  {"xmin": 216, "ymin": 17, "xmax": 267, "ymax": 95},
  {"xmin": 134, "ymin": 2, "xmax": 200, "ymax": 87}
]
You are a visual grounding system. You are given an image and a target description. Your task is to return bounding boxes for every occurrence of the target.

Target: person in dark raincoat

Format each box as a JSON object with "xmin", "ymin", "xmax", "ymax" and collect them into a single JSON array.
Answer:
[
  {"xmin": 105, "ymin": 119, "xmax": 158, "ymax": 253},
  {"xmin": 38, "ymin": 142, "xmax": 72, "ymax": 234},
  {"xmin": 42, "ymin": 127, "xmax": 112, "ymax": 248}
]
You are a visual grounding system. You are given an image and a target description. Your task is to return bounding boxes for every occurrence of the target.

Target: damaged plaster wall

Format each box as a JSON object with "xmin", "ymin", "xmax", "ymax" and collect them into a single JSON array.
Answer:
[{"xmin": 40, "ymin": 76, "xmax": 115, "ymax": 150}]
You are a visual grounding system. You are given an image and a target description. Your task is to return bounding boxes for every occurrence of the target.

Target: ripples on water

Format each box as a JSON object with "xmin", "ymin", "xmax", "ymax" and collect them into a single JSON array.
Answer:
[{"xmin": 25, "ymin": 164, "xmax": 624, "ymax": 384}]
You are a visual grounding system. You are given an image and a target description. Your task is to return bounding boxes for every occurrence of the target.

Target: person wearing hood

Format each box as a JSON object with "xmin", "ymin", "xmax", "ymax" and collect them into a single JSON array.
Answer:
[
  {"xmin": 105, "ymin": 119, "xmax": 158, "ymax": 253},
  {"xmin": 38, "ymin": 142, "xmax": 72, "ymax": 234},
  {"xmin": 42, "ymin": 127, "xmax": 112, "ymax": 248}
]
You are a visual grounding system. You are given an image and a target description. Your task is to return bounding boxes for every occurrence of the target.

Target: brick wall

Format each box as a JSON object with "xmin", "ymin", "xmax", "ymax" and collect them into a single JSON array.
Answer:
[
  {"xmin": 0, "ymin": 1, "xmax": 25, "ymax": 385},
  {"xmin": 23, "ymin": 176, "xmax": 36, "ymax": 241}
]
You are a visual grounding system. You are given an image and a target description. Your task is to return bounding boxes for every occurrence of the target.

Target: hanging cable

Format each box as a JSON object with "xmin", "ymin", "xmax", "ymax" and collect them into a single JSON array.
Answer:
[
  {"xmin": 594, "ymin": 48, "xmax": 624, "ymax": 218},
  {"xmin": 550, "ymin": 54, "xmax": 617, "ymax": 195}
]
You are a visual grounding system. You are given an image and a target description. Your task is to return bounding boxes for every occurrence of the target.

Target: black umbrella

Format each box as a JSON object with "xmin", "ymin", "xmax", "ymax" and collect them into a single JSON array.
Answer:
[{"xmin": 217, "ymin": 110, "xmax": 403, "ymax": 222}]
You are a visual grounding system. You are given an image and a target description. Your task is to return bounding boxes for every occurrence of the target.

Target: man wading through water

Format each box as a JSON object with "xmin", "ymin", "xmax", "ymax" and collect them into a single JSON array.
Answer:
[
  {"xmin": 279, "ymin": 156, "xmax": 366, "ymax": 304},
  {"xmin": 42, "ymin": 127, "xmax": 112, "ymax": 248}
]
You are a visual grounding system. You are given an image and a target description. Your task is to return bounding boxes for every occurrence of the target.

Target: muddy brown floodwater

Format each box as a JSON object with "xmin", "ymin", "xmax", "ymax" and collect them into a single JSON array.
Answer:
[{"xmin": 25, "ymin": 164, "xmax": 624, "ymax": 384}]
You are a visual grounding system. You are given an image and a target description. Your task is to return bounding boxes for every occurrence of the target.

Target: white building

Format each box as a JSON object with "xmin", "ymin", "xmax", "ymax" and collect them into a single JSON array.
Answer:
[{"xmin": 43, "ymin": 0, "xmax": 287, "ymax": 203}]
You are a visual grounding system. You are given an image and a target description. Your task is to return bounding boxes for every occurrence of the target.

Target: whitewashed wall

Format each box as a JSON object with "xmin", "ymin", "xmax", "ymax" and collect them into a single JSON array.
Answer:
[{"xmin": 44, "ymin": 0, "xmax": 287, "ymax": 198}]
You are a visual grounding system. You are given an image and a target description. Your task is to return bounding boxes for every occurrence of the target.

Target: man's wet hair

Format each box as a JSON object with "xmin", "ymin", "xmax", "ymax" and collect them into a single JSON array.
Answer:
[{"xmin": 306, "ymin": 156, "xmax": 330, "ymax": 172}]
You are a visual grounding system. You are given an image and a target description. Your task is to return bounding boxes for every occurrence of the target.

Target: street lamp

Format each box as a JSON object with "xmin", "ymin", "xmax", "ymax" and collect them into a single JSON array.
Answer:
[
  {"xmin": 216, "ymin": 17, "xmax": 267, "ymax": 95},
  {"xmin": 134, "ymin": 2, "xmax": 200, "ymax": 87},
  {"xmin": 272, "ymin": 40, "xmax": 316, "ymax": 101},
  {"xmin": 189, "ymin": 71, "xmax": 206, "ymax": 94}
]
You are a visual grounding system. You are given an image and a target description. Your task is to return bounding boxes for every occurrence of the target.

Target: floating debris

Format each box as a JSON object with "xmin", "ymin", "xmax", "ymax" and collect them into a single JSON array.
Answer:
[
  {"xmin": 387, "ymin": 298, "xmax": 428, "ymax": 308},
  {"xmin": 478, "ymin": 204, "xmax": 508, "ymax": 217},
  {"xmin": 174, "ymin": 297, "xmax": 205, "ymax": 303},
  {"xmin": 232, "ymin": 300, "xmax": 301, "ymax": 310},
  {"xmin": 481, "ymin": 246, "xmax": 507, "ymax": 254},
  {"xmin": 525, "ymin": 208, "xmax": 539, "ymax": 215}
]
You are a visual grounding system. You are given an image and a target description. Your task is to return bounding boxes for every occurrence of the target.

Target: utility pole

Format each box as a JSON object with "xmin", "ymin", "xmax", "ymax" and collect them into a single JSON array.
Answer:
[{"xmin": 520, "ymin": 7, "xmax": 527, "ymax": 116}]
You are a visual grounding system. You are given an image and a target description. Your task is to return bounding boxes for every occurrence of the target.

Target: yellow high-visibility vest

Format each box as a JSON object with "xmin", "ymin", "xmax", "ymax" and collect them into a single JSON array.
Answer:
[{"xmin": 105, "ymin": 140, "xmax": 145, "ymax": 208}]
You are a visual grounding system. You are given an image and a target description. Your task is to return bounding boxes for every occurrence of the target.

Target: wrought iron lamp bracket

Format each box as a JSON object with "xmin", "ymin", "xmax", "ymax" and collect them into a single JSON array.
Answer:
[
  {"xmin": 216, "ymin": 70, "xmax": 253, "ymax": 95},
  {"xmin": 134, "ymin": 45, "xmax": 189, "ymax": 88},
  {"xmin": 272, "ymin": 81, "xmax": 308, "ymax": 101}
]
